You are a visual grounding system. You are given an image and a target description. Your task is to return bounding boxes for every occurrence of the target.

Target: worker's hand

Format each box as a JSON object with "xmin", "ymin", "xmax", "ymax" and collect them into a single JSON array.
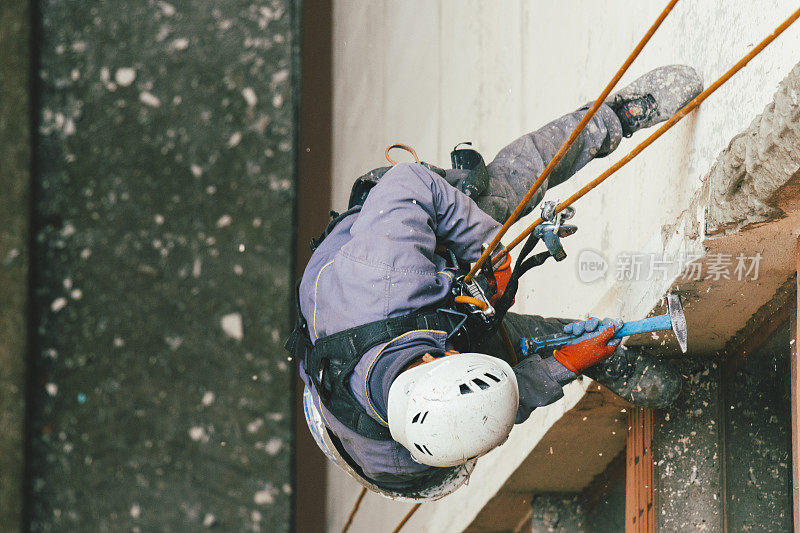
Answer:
[
  {"xmin": 562, "ymin": 317, "xmax": 621, "ymax": 337},
  {"xmin": 553, "ymin": 318, "xmax": 622, "ymax": 373},
  {"xmin": 489, "ymin": 254, "xmax": 512, "ymax": 305}
]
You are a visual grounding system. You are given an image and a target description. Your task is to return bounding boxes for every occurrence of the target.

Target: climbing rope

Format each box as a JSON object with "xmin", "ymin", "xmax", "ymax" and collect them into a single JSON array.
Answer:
[
  {"xmin": 391, "ymin": 504, "xmax": 422, "ymax": 533},
  {"xmin": 490, "ymin": 3, "xmax": 800, "ymax": 267},
  {"xmin": 341, "ymin": 487, "xmax": 368, "ymax": 533},
  {"xmin": 464, "ymin": 0, "xmax": 681, "ymax": 283},
  {"xmin": 338, "ymin": 4, "xmax": 800, "ymax": 532}
]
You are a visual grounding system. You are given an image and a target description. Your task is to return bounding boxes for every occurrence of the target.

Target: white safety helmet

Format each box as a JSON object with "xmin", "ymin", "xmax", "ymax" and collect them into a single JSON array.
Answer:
[
  {"xmin": 387, "ymin": 352, "xmax": 519, "ymax": 467},
  {"xmin": 302, "ymin": 387, "xmax": 475, "ymax": 501}
]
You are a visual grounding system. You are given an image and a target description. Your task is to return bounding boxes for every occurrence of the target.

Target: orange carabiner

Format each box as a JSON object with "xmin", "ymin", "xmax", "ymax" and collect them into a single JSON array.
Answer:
[{"xmin": 384, "ymin": 143, "xmax": 421, "ymax": 165}]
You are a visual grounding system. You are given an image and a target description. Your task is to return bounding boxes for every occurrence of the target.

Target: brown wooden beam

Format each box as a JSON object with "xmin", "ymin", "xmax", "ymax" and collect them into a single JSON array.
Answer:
[
  {"xmin": 626, "ymin": 408, "xmax": 654, "ymax": 533},
  {"xmin": 293, "ymin": 0, "xmax": 333, "ymax": 532}
]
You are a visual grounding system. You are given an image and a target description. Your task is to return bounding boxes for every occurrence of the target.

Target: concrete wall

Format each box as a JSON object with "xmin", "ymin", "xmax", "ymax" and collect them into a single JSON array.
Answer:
[
  {"xmin": 23, "ymin": 1, "xmax": 298, "ymax": 531},
  {"xmin": 0, "ymin": 2, "xmax": 31, "ymax": 531},
  {"xmin": 324, "ymin": 1, "xmax": 800, "ymax": 531}
]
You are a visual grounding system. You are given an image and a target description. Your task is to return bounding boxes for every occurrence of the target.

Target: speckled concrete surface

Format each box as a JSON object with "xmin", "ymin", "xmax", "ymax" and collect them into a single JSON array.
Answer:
[
  {"xmin": 0, "ymin": 2, "xmax": 31, "ymax": 531},
  {"xmin": 530, "ymin": 494, "xmax": 585, "ymax": 532},
  {"xmin": 28, "ymin": 1, "xmax": 296, "ymax": 531},
  {"xmin": 724, "ymin": 322, "xmax": 793, "ymax": 531},
  {"xmin": 654, "ymin": 358, "xmax": 724, "ymax": 532}
]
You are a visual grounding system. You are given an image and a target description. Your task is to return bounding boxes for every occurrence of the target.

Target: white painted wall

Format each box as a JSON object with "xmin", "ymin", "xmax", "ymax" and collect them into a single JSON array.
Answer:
[{"xmin": 324, "ymin": 2, "xmax": 800, "ymax": 531}]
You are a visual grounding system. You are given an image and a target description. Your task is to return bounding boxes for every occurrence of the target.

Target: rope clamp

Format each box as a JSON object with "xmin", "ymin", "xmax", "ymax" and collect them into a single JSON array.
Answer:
[{"xmin": 533, "ymin": 202, "xmax": 578, "ymax": 262}]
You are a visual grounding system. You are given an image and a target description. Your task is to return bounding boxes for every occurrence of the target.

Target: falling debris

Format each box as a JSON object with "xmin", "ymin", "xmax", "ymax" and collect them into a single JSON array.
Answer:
[
  {"xmin": 221, "ymin": 313, "xmax": 243, "ymax": 340},
  {"xmin": 242, "ymin": 87, "xmax": 258, "ymax": 107},
  {"xmin": 139, "ymin": 91, "xmax": 161, "ymax": 107},
  {"xmin": 51, "ymin": 298, "xmax": 68, "ymax": 312},
  {"xmin": 201, "ymin": 391, "xmax": 215, "ymax": 406},
  {"xmin": 115, "ymin": 68, "xmax": 136, "ymax": 86}
]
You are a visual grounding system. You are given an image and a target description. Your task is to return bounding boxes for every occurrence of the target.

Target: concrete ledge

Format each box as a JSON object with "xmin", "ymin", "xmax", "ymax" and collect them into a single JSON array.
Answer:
[{"xmin": 630, "ymin": 62, "xmax": 800, "ymax": 356}]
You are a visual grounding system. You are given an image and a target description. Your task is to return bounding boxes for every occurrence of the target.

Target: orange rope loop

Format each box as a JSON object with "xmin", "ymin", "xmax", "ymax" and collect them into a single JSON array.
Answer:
[
  {"xmin": 454, "ymin": 295, "xmax": 488, "ymax": 310},
  {"xmin": 385, "ymin": 143, "xmax": 421, "ymax": 165}
]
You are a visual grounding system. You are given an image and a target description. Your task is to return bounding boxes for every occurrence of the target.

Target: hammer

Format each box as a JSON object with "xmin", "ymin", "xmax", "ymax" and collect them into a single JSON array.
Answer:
[{"xmin": 520, "ymin": 293, "xmax": 688, "ymax": 355}]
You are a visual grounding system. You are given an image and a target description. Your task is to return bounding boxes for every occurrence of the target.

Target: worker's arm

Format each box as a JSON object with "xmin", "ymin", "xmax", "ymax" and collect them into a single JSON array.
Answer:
[
  {"xmin": 512, "ymin": 316, "xmax": 622, "ymax": 424},
  {"xmin": 513, "ymin": 354, "xmax": 570, "ymax": 424},
  {"xmin": 349, "ymin": 162, "xmax": 502, "ymax": 267}
]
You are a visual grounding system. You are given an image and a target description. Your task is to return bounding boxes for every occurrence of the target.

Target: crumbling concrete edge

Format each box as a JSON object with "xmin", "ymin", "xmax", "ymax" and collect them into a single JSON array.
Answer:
[{"xmin": 706, "ymin": 61, "xmax": 800, "ymax": 235}]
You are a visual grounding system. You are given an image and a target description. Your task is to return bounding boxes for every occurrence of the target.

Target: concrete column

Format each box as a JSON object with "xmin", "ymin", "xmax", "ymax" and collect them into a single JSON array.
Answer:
[
  {"xmin": 530, "ymin": 494, "xmax": 585, "ymax": 533},
  {"xmin": 0, "ymin": 2, "xmax": 31, "ymax": 531},
  {"xmin": 723, "ymin": 322, "xmax": 793, "ymax": 531},
  {"xmin": 653, "ymin": 358, "xmax": 724, "ymax": 532},
  {"xmin": 27, "ymin": 1, "xmax": 297, "ymax": 530}
]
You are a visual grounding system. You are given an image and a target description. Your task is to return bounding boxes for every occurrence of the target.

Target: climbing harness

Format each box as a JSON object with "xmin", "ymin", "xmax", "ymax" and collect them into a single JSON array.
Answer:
[{"xmin": 295, "ymin": 0, "xmax": 800, "ymax": 528}]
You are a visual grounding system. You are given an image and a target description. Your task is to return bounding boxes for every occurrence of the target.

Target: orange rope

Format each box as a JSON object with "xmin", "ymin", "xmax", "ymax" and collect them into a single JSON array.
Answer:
[
  {"xmin": 464, "ymin": 0, "xmax": 680, "ymax": 283},
  {"xmin": 454, "ymin": 295, "xmax": 488, "ymax": 310},
  {"xmin": 492, "ymin": 4, "xmax": 800, "ymax": 266},
  {"xmin": 391, "ymin": 503, "xmax": 422, "ymax": 533},
  {"xmin": 341, "ymin": 487, "xmax": 367, "ymax": 533},
  {"xmin": 385, "ymin": 143, "xmax": 421, "ymax": 165}
]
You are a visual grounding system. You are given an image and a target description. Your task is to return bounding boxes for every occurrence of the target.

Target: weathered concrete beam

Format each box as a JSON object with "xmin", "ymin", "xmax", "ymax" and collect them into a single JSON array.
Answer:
[
  {"xmin": 627, "ymin": 61, "xmax": 800, "ymax": 356},
  {"xmin": 707, "ymin": 62, "xmax": 800, "ymax": 235}
]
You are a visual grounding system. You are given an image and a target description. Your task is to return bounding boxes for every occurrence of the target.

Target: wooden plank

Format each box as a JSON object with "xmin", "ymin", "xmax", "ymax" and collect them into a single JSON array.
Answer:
[
  {"xmin": 294, "ymin": 1, "xmax": 333, "ymax": 532},
  {"xmin": 626, "ymin": 408, "xmax": 654, "ymax": 533},
  {"xmin": 793, "ymin": 237, "xmax": 800, "ymax": 533}
]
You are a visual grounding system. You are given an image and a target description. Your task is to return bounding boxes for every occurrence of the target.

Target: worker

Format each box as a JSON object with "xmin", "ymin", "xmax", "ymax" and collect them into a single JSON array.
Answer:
[{"xmin": 287, "ymin": 65, "xmax": 703, "ymax": 499}]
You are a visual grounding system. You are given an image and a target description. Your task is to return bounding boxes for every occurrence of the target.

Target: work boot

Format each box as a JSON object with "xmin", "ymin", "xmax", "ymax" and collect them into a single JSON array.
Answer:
[
  {"xmin": 583, "ymin": 345, "xmax": 682, "ymax": 408},
  {"xmin": 606, "ymin": 65, "xmax": 703, "ymax": 137}
]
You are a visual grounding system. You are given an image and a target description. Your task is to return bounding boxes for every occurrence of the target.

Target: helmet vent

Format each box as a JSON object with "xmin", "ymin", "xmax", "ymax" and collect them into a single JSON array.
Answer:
[
  {"xmin": 485, "ymin": 373, "xmax": 501, "ymax": 383},
  {"xmin": 459, "ymin": 383, "xmax": 473, "ymax": 395},
  {"xmin": 412, "ymin": 411, "xmax": 429, "ymax": 424},
  {"xmin": 414, "ymin": 443, "xmax": 434, "ymax": 456},
  {"xmin": 472, "ymin": 378, "xmax": 490, "ymax": 390}
]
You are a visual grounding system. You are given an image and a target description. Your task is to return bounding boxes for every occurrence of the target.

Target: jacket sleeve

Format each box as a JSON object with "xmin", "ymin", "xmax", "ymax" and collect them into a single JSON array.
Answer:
[
  {"xmin": 349, "ymin": 162, "xmax": 502, "ymax": 266},
  {"xmin": 513, "ymin": 354, "xmax": 577, "ymax": 424}
]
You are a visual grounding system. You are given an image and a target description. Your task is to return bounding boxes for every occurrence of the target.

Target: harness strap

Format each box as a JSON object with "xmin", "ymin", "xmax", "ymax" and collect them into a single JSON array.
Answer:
[{"xmin": 286, "ymin": 282, "xmax": 465, "ymax": 440}]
